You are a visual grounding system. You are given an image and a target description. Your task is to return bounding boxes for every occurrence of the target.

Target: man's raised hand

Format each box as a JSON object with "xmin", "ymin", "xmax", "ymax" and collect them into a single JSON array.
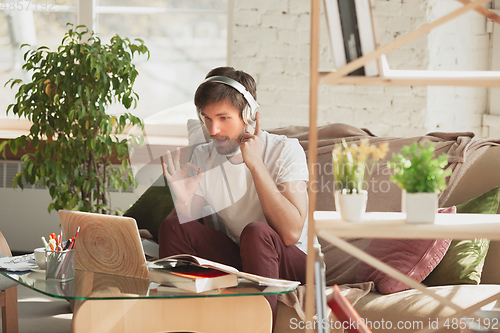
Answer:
[
  {"xmin": 161, "ymin": 147, "xmax": 203, "ymax": 204},
  {"xmin": 253, "ymin": 111, "xmax": 261, "ymax": 137},
  {"xmin": 239, "ymin": 112, "xmax": 263, "ymax": 169}
]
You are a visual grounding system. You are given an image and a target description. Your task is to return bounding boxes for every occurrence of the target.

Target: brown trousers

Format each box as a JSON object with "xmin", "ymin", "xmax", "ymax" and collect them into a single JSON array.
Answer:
[{"xmin": 158, "ymin": 215, "xmax": 307, "ymax": 324}]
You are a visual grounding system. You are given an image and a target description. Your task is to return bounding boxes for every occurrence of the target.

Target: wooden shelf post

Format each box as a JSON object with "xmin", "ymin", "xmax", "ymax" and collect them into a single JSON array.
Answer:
[{"xmin": 305, "ymin": 0, "xmax": 321, "ymax": 331}]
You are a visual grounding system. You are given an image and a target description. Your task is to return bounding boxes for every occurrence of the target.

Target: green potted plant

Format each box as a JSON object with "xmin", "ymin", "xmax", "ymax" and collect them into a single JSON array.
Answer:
[
  {"xmin": 388, "ymin": 141, "xmax": 452, "ymax": 223},
  {"xmin": 0, "ymin": 24, "xmax": 149, "ymax": 214},
  {"xmin": 332, "ymin": 139, "xmax": 388, "ymax": 221}
]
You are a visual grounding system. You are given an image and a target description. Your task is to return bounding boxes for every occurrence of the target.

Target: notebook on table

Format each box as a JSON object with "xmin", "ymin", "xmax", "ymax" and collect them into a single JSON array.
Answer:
[{"xmin": 58, "ymin": 210, "xmax": 149, "ymax": 280}]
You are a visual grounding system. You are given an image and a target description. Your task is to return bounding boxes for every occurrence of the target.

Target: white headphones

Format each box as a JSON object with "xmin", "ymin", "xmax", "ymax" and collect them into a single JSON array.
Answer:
[{"xmin": 198, "ymin": 75, "xmax": 260, "ymax": 125}]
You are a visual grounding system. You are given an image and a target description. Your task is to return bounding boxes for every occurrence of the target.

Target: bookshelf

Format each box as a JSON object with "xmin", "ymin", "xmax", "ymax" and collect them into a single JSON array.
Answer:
[{"xmin": 304, "ymin": 0, "xmax": 500, "ymax": 330}]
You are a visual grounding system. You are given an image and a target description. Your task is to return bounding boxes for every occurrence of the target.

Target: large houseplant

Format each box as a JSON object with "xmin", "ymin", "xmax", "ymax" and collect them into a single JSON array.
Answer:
[
  {"xmin": 0, "ymin": 24, "xmax": 149, "ymax": 214},
  {"xmin": 388, "ymin": 141, "xmax": 452, "ymax": 223}
]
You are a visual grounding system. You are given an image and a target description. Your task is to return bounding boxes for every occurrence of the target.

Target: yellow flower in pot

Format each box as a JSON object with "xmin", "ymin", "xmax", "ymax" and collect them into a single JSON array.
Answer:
[{"xmin": 332, "ymin": 139, "xmax": 389, "ymax": 221}]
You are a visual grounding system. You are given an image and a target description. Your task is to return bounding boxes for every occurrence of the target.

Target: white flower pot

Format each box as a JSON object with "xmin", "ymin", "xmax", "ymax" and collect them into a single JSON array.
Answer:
[
  {"xmin": 334, "ymin": 191, "xmax": 368, "ymax": 222},
  {"xmin": 403, "ymin": 191, "xmax": 438, "ymax": 223}
]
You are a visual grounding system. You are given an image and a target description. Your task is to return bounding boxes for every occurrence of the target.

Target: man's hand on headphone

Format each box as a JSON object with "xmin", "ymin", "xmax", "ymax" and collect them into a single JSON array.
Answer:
[{"xmin": 239, "ymin": 112, "xmax": 263, "ymax": 170}]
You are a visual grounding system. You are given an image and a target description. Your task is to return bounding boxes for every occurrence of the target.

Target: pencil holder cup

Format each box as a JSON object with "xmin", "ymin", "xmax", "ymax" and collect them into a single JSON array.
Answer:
[{"xmin": 45, "ymin": 249, "xmax": 75, "ymax": 281}]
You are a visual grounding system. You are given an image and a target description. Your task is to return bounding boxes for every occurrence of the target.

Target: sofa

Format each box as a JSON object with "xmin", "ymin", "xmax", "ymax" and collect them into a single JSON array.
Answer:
[
  {"xmin": 272, "ymin": 124, "xmax": 500, "ymax": 333},
  {"xmin": 128, "ymin": 121, "xmax": 500, "ymax": 333}
]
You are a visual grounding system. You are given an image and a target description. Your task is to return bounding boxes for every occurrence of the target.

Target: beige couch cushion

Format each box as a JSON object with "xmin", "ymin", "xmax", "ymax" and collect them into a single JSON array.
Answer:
[
  {"xmin": 321, "ymin": 238, "xmax": 371, "ymax": 286},
  {"xmin": 482, "ymin": 240, "xmax": 500, "ymax": 284},
  {"xmin": 443, "ymin": 146, "xmax": 500, "ymax": 285},
  {"xmin": 275, "ymin": 284, "xmax": 500, "ymax": 333},
  {"xmin": 355, "ymin": 284, "xmax": 500, "ymax": 333}
]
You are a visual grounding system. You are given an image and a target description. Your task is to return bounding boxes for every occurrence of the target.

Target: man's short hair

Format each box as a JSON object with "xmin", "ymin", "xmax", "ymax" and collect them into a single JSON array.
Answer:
[{"xmin": 194, "ymin": 67, "xmax": 257, "ymax": 118}]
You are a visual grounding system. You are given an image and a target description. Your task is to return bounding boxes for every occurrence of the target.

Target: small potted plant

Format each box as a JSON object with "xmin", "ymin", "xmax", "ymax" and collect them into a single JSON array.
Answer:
[
  {"xmin": 388, "ymin": 141, "xmax": 452, "ymax": 223},
  {"xmin": 332, "ymin": 139, "xmax": 388, "ymax": 222}
]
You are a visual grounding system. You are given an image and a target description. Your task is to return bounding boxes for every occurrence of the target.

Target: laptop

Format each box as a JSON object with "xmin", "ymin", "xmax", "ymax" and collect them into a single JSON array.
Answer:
[{"xmin": 58, "ymin": 210, "xmax": 149, "ymax": 280}]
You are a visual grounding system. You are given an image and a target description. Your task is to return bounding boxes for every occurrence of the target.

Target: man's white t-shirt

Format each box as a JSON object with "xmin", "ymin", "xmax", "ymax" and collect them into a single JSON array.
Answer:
[{"xmin": 190, "ymin": 130, "xmax": 312, "ymax": 253}]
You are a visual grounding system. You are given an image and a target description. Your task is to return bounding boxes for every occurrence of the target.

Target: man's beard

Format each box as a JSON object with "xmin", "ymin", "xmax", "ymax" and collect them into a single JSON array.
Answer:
[
  {"xmin": 213, "ymin": 137, "xmax": 240, "ymax": 155},
  {"xmin": 212, "ymin": 127, "xmax": 245, "ymax": 156}
]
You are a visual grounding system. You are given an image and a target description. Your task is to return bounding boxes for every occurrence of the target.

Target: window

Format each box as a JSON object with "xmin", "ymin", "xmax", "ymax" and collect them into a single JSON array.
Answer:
[
  {"xmin": 96, "ymin": 0, "xmax": 227, "ymax": 117},
  {"xmin": 0, "ymin": 1, "xmax": 78, "ymax": 124},
  {"xmin": 0, "ymin": 0, "xmax": 228, "ymax": 134}
]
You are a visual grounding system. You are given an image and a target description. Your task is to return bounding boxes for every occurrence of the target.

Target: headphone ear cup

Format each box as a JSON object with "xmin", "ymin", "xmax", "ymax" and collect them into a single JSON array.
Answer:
[
  {"xmin": 242, "ymin": 105, "xmax": 255, "ymax": 125},
  {"xmin": 241, "ymin": 105, "xmax": 249, "ymax": 125}
]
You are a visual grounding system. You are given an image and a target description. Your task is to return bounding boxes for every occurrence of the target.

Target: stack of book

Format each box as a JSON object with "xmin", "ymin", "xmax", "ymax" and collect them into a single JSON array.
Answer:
[
  {"xmin": 148, "ymin": 254, "xmax": 300, "ymax": 293},
  {"xmin": 324, "ymin": 0, "xmax": 380, "ymax": 76},
  {"xmin": 149, "ymin": 262, "xmax": 238, "ymax": 293}
]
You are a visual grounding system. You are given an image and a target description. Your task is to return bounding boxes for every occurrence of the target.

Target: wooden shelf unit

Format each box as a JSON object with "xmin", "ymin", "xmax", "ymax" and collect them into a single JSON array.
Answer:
[
  {"xmin": 313, "ymin": 212, "xmax": 500, "ymax": 333},
  {"xmin": 304, "ymin": 0, "xmax": 500, "ymax": 330},
  {"xmin": 320, "ymin": 70, "xmax": 500, "ymax": 87}
]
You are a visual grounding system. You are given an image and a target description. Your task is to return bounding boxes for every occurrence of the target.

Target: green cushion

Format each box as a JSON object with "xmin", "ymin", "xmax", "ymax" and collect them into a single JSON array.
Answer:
[
  {"xmin": 423, "ymin": 186, "xmax": 500, "ymax": 286},
  {"xmin": 123, "ymin": 175, "xmax": 174, "ymax": 243}
]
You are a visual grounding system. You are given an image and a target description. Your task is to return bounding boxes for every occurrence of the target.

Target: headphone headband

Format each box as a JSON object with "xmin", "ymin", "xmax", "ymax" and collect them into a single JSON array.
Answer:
[{"xmin": 200, "ymin": 75, "xmax": 260, "ymax": 124}]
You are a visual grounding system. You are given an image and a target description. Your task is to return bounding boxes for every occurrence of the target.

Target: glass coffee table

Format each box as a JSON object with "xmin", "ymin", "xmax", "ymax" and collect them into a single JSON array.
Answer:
[{"xmin": 1, "ymin": 268, "xmax": 298, "ymax": 333}]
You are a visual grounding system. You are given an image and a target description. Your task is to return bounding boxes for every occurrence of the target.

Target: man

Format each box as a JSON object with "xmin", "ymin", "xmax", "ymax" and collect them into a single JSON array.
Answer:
[{"xmin": 158, "ymin": 66, "xmax": 310, "ymax": 322}]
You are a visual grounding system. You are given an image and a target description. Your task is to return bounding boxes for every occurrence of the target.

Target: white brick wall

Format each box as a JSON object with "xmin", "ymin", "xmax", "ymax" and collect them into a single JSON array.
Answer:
[
  {"xmin": 425, "ymin": 0, "xmax": 489, "ymax": 135},
  {"xmin": 231, "ymin": 0, "xmax": 491, "ymax": 137}
]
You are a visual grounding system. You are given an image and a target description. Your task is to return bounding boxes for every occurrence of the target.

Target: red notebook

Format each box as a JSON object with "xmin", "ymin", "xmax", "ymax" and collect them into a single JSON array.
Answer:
[
  {"xmin": 170, "ymin": 268, "xmax": 230, "ymax": 279},
  {"xmin": 327, "ymin": 284, "xmax": 372, "ymax": 333}
]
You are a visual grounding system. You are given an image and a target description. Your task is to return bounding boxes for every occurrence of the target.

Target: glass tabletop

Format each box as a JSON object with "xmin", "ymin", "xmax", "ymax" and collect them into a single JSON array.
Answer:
[{"xmin": 0, "ymin": 269, "xmax": 298, "ymax": 301}]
